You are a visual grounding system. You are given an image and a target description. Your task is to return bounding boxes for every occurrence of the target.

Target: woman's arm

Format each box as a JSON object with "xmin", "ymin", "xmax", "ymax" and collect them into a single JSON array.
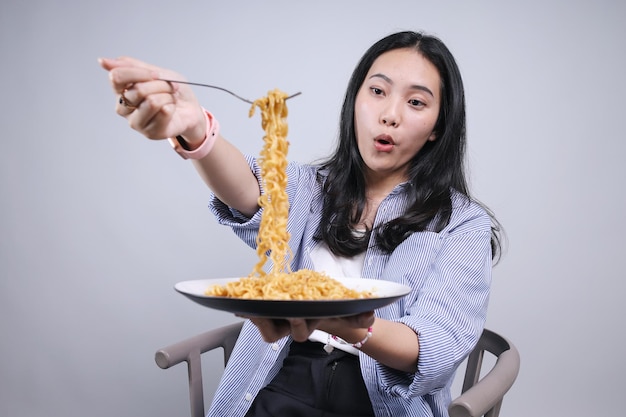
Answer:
[
  {"xmin": 324, "ymin": 317, "xmax": 420, "ymax": 373},
  {"xmin": 99, "ymin": 56, "xmax": 260, "ymax": 216},
  {"xmin": 248, "ymin": 313, "xmax": 419, "ymax": 373},
  {"xmin": 190, "ymin": 135, "xmax": 260, "ymax": 217}
]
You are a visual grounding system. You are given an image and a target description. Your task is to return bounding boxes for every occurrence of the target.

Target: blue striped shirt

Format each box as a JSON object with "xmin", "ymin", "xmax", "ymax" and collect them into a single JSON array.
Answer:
[{"xmin": 206, "ymin": 157, "xmax": 492, "ymax": 417}]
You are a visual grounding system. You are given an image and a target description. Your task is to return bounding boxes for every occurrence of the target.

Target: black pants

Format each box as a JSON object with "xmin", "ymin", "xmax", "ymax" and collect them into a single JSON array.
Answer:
[{"xmin": 245, "ymin": 340, "xmax": 375, "ymax": 417}]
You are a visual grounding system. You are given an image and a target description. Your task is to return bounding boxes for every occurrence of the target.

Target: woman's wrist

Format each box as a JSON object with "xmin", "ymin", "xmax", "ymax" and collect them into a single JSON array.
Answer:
[
  {"xmin": 168, "ymin": 109, "xmax": 220, "ymax": 159},
  {"xmin": 331, "ymin": 326, "xmax": 373, "ymax": 349}
]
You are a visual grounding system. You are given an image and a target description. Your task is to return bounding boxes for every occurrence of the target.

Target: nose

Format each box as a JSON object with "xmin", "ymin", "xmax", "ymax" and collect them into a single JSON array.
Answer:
[
  {"xmin": 382, "ymin": 117, "xmax": 397, "ymax": 127},
  {"xmin": 380, "ymin": 100, "xmax": 400, "ymax": 127}
]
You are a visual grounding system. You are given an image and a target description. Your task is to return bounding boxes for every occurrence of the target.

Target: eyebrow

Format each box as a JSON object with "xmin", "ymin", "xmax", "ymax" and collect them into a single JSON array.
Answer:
[{"xmin": 369, "ymin": 73, "xmax": 435, "ymax": 98}]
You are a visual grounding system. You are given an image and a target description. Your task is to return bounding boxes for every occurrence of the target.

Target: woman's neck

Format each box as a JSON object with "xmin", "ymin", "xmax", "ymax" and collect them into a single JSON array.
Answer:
[
  {"xmin": 365, "ymin": 172, "xmax": 406, "ymax": 200},
  {"xmin": 356, "ymin": 170, "xmax": 407, "ymax": 229}
]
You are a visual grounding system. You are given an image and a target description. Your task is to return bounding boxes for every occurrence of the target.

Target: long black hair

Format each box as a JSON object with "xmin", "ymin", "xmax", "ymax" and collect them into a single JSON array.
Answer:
[{"xmin": 315, "ymin": 31, "xmax": 502, "ymax": 261}]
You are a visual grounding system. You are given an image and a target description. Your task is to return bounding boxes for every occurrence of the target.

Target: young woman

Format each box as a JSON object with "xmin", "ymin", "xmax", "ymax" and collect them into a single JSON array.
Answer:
[{"xmin": 100, "ymin": 30, "xmax": 502, "ymax": 417}]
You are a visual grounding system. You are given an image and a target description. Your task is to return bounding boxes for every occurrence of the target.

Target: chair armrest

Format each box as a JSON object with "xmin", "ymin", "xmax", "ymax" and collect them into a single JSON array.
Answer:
[
  {"xmin": 155, "ymin": 321, "xmax": 244, "ymax": 369},
  {"xmin": 448, "ymin": 346, "xmax": 520, "ymax": 417}
]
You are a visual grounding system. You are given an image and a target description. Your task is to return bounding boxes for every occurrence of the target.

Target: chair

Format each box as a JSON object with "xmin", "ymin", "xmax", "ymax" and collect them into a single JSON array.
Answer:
[
  {"xmin": 155, "ymin": 324, "xmax": 519, "ymax": 417},
  {"xmin": 448, "ymin": 329, "xmax": 520, "ymax": 417}
]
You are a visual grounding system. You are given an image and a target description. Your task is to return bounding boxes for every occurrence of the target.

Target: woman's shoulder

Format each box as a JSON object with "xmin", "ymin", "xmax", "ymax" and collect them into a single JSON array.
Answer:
[
  {"xmin": 286, "ymin": 160, "xmax": 325, "ymax": 184},
  {"xmin": 287, "ymin": 160, "xmax": 319, "ymax": 174},
  {"xmin": 246, "ymin": 156, "xmax": 320, "ymax": 181},
  {"xmin": 445, "ymin": 190, "xmax": 493, "ymax": 235}
]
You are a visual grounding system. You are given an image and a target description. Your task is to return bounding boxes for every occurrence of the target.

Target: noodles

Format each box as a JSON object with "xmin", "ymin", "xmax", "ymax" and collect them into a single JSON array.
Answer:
[
  {"xmin": 249, "ymin": 89, "xmax": 292, "ymax": 276},
  {"xmin": 205, "ymin": 89, "xmax": 372, "ymax": 301},
  {"xmin": 207, "ymin": 270, "xmax": 371, "ymax": 301}
]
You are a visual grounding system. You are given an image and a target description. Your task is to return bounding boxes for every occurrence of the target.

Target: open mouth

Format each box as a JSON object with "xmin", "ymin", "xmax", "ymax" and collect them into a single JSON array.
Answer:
[
  {"xmin": 374, "ymin": 134, "xmax": 395, "ymax": 152},
  {"xmin": 375, "ymin": 134, "xmax": 394, "ymax": 145}
]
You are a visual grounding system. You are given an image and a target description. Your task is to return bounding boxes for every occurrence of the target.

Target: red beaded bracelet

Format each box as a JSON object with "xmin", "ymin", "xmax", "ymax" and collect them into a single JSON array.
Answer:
[{"xmin": 331, "ymin": 326, "xmax": 373, "ymax": 349}]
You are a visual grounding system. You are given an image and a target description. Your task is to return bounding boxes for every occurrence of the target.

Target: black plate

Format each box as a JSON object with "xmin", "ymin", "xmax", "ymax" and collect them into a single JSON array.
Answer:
[{"xmin": 174, "ymin": 277, "xmax": 411, "ymax": 318}]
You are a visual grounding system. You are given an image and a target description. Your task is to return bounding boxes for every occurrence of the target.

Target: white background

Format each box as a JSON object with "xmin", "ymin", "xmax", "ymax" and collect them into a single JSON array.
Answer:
[{"xmin": 1, "ymin": 1, "xmax": 625, "ymax": 416}]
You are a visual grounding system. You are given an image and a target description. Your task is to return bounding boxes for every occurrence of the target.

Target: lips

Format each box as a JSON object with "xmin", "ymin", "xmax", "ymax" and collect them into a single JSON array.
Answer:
[{"xmin": 374, "ymin": 134, "xmax": 395, "ymax": 152}]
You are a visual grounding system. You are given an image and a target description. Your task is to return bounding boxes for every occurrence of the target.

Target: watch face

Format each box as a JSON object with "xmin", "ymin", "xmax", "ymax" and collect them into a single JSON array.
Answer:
[{"xmin": 168, "ymin": 137, "xmax": 192, "ymax": 159}]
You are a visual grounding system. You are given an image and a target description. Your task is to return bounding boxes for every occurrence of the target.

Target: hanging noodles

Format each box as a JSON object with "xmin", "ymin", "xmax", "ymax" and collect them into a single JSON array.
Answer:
[{"xmin": 205, "ymin": 89, "xmax": 372, "ymax": 300}]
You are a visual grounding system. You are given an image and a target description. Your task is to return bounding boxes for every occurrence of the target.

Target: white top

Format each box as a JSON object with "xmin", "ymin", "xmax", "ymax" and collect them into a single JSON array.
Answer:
[{"xmin": 308, "ymin": 242, "xmax": 366, "ymax": 355}]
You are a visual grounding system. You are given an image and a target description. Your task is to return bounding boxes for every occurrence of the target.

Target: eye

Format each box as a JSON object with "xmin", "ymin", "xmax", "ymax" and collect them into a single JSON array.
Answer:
[
  {"xmin": 370, "ymin": 87, "xmax": 384, "ymax": 95},
  {"xmin": 408, "ymin": 98, "xmax": 425, "ymax": 107}
]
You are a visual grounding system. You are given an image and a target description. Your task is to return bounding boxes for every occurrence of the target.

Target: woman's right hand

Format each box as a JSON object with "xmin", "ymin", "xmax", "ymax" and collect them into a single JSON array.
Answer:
[
  {"xmin": 244, "ymin": 317, "xmax": 322, "ymax": 343},
  {"xmin": 99, "ymin": 56, "xmax": 207, "ymax": 146}
]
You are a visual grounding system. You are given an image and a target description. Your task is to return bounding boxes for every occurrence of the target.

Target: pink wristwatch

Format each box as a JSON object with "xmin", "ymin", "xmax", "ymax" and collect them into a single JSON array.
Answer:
[{"xmin": 168, "ymin": 109, "xmax": 220, "ymax": 160}]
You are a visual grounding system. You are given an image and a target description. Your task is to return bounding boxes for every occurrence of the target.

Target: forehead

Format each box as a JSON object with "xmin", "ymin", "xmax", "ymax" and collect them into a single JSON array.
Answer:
[{"xmin": 366, "ymin": 48, "xmax": 441, "ymax": 94}]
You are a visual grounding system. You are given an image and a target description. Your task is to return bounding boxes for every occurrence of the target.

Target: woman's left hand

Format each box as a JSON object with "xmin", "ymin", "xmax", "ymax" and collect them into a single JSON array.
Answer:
[
  {"xmin": 245, "ymin": 311, "xmax": 375, "ymax": 343},
  {"xmin": 318, "ymin": 311, "xmax": 375, "ymax": 343}
]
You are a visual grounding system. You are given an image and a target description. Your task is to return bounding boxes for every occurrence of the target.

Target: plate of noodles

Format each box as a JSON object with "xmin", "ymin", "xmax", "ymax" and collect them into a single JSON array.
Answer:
[
  {"xmin": 174, "ymin": 276, "xmax": 411, "ymax": 318},
  {"xmin": 173, "ymin": 91, "xmax": 410, "ymax": 318}
]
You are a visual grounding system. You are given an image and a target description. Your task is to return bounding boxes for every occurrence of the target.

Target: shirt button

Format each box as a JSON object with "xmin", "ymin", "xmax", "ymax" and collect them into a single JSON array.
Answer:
[
  {"xmin": 245, "ymin": 393, "xmax": 253, "ymax": 401},
  {"xmin": 271, "ymin": 343, "xmax": 279, "ymax": 351}
]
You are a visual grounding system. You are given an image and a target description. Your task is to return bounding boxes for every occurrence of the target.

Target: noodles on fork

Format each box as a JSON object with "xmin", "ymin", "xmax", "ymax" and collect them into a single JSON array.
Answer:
[{"xmin": 205, "ymin": 89, "xmax": 372, "ymax": 301}]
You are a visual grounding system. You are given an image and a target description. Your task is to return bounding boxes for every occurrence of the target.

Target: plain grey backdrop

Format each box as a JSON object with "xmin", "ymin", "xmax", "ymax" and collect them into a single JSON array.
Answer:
[{"xmin": 1, "ymin": 0, "xmax": 624, "ymax": 416}]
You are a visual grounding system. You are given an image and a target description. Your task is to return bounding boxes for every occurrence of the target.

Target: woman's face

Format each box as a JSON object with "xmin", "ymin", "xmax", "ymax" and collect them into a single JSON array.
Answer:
[{"xmin": 354, "ymin": 48, "xmax": 441, "ymax": 186}]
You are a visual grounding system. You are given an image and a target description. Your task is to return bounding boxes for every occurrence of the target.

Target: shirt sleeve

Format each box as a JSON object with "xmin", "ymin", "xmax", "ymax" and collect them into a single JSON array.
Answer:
[
  {"xmin": 403, "ymin": 229, "xmax": 492, "ymax": 396},
  {"xmin": 370, "ymin": 203, "xmax": 493, "ymax": 400},
  {"xmin": 206, "ymin": 155, "xmax": 263, "ymax": 250},
  {"xmin": 208, "ymin": 155, "xmax": 316, "ymax": 251}
]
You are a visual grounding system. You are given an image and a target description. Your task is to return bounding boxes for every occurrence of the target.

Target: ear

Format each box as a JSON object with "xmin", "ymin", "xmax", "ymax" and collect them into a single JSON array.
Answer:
[{"xmin": 427, "ymin": 131, "xmax": 437, "ymax": 142}]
